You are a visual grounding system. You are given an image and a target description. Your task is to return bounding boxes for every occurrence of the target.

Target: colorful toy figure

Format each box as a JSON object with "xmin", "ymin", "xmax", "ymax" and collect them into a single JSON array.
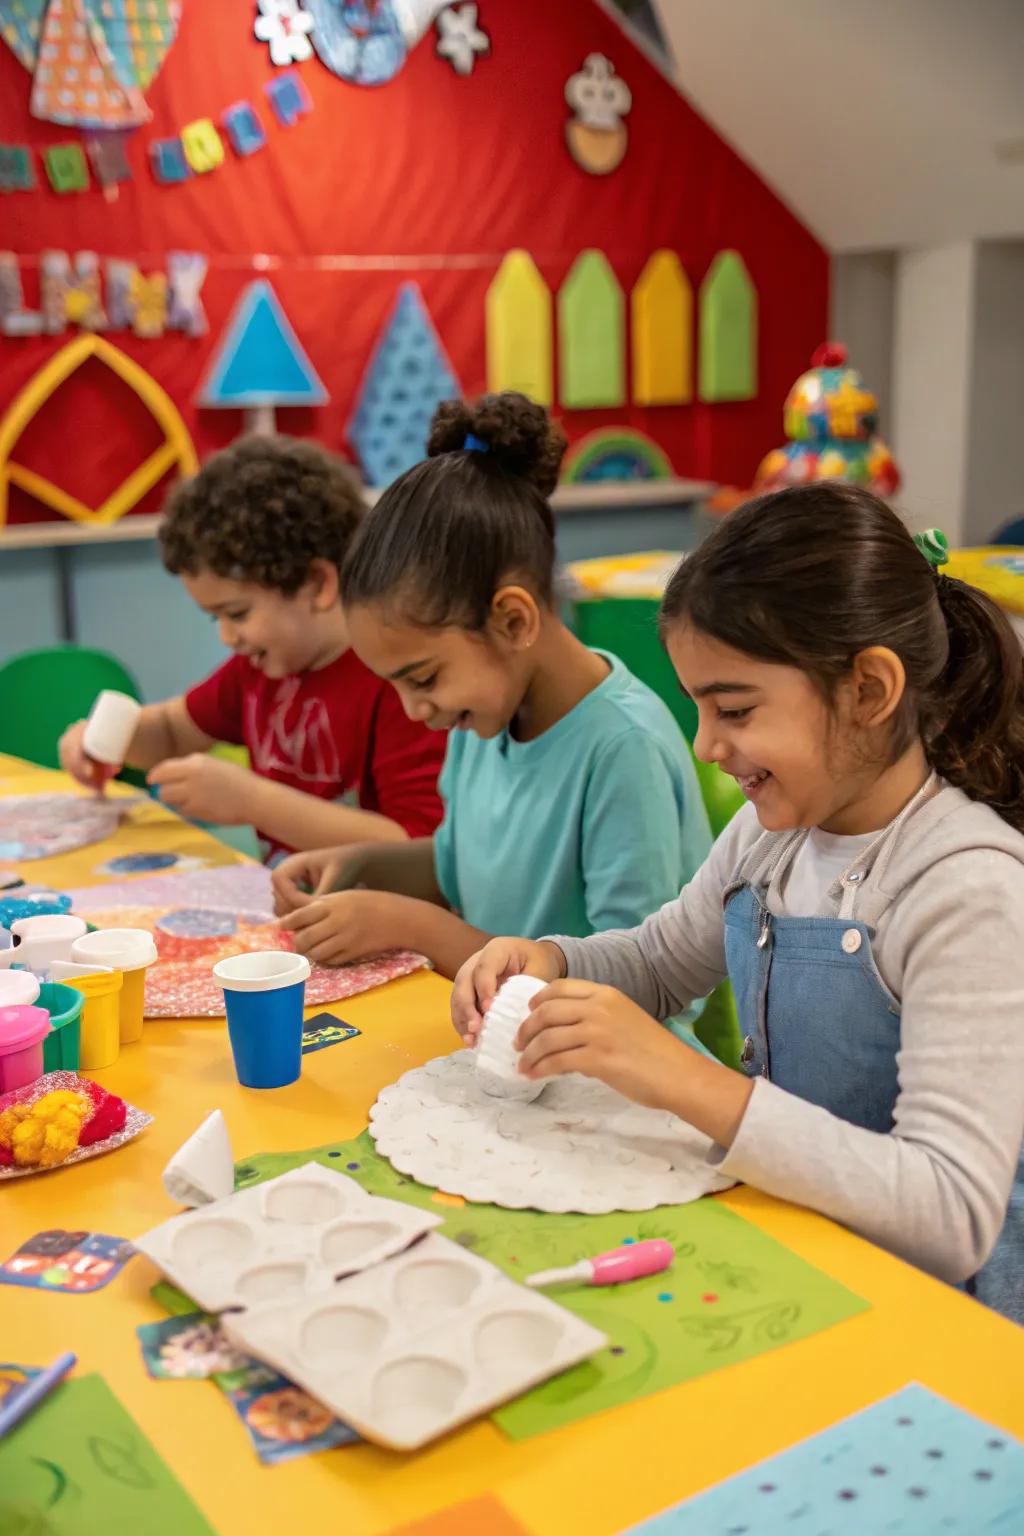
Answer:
[{"xmin": 754, "ymin": 342, "xmax": 901, "ymax": 499}]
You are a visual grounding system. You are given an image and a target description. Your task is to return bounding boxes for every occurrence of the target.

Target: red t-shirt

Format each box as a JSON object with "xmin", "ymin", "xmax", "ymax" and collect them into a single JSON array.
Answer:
[{"xmin": 184, "ymin": 651, "xmax": 446, "ymax": 857}]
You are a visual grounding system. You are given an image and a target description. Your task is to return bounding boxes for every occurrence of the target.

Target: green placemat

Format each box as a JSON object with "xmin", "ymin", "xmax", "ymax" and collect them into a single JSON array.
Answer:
[
  {"xmin": 234, "ymin": 1133, "xmax": 869, "ymax": 1440},
  {"xmin": 0, "ymin": 1372, "xmax": 216, "ymax": 1534}
]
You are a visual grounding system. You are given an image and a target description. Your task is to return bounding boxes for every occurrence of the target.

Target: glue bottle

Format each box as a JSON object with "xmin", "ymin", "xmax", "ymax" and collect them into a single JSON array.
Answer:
[{"xmin": 82, "ymin": 690, "xmax": 142, "ymax": 792}]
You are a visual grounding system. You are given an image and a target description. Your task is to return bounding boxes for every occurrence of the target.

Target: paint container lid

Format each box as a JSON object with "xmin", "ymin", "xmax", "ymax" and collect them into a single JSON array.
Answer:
[
  {"xmin": 0, "ymin": 1005, "xmax": 50, "ymax": 1055},
  {"xmin": 71, "ymin": 928, "xmax": 157, "ymax": 973},
  {"xmin": 0, "ymin": 970, "xmax": 41, "ymax": 1007}
]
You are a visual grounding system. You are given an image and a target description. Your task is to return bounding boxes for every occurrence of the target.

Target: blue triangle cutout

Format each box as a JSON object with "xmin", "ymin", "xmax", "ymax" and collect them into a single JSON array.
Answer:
[{"xmin": 198, "ymin": 280, "xmax": 328, "ymax": 408}]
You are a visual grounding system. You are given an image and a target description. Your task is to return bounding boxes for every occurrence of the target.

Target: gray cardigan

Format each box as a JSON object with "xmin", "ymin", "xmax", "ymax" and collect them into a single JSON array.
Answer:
[{"xmin": 553, "ymin": 786, "xmax": 1024, "ymax": 1284}]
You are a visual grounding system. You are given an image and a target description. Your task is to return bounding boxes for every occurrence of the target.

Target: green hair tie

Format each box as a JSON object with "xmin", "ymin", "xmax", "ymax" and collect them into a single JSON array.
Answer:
[{"xmin": 913, "ymin": 528, "xmax": 950, "ymax": 569}]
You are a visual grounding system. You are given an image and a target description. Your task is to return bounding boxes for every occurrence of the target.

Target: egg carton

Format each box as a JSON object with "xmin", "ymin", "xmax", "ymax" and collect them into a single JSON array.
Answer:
[
  {"xmin": 133, "ymin": 1163, "xmax": 442, "ymax": 1312},
  {"xmin": 221, "ymin": 1231, "xmax": 608, "ymax": 1451}
]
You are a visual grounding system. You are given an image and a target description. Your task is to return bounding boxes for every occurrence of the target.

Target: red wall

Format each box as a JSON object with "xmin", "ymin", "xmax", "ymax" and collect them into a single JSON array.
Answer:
[{"xmin": 0, "ymin": 0, "xmax": 828, "ymax": 522}]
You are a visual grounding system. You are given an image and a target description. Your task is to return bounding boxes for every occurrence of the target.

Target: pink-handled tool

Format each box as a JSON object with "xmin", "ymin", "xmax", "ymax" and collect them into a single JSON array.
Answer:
[{"xmin": 525, "ymin": 1238, "xmax": 674, "ymax": 1289}]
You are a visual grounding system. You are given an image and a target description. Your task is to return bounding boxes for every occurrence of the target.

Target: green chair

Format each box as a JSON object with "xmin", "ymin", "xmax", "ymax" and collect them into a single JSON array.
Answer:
[
  {"xmin": 571, "ymin": 596, "xmax": 700, "ymax": 742},
  {"xmin": 0, "ymin": 645, "xmax": 141, "ymax": 771}
]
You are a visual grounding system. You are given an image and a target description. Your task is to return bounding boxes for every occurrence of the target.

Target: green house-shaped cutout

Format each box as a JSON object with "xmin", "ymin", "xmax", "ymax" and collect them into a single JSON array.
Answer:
[
  {"xmin": 558, "ymin": 251, "xmax": 626, "ymax": 410},
  {"xmin": 699, "ymin": 251, "xmax": 757, "ymax": 403}
]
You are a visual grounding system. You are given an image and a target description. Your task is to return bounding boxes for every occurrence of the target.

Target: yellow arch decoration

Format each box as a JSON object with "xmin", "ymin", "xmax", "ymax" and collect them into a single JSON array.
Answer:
[{"xmin": 0, "ymin": 334, "xmax": 198, "ymax": 529}]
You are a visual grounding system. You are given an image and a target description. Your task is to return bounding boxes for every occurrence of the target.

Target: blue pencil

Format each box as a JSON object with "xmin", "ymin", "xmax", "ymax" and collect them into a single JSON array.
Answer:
[{"xmin": 0, "ymin": 1352, "xmax": 77, "ymax": 1439}]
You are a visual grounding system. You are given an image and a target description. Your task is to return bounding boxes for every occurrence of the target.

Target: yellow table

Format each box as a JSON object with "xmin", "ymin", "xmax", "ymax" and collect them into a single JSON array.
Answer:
[{"xmin": 1, "ymin": 758, "xmax": 1022, "ymax": 1536}]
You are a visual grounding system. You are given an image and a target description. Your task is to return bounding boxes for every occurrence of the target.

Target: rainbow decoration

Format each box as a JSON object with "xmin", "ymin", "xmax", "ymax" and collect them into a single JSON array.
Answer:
[{"xmin": 562, "ymin": 427, "xmax": 673, "ymax": 484}]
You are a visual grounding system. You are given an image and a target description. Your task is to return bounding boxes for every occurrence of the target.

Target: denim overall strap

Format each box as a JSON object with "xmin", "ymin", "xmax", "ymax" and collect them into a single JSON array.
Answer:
[{"xmin": 724, "ymin": 885, "xmax": 901, "ymax": 1131}]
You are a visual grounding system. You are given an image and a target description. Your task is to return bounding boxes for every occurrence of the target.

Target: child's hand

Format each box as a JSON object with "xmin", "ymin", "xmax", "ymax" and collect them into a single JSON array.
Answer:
[
  {"xmin": 272, "ymin": 847, "xmax": 367, "ymax": 916},
  {"xmin": 279, "ymin": 890, "xmax": 397, "ymax": 966},
  {"xmin": 59, "ymin": 719, "xmax": 106, "ymax": 791},
  {"xmin": 147, "ymin": 754, "xmax": 250, "ymax": 825},
  {"xmin": 451, "ymin": 937, "xmax": 565, "ymax": 1043},
  {"xmin": 516, "ymin": 980, "xmax": 691, "ymax": 1110}
]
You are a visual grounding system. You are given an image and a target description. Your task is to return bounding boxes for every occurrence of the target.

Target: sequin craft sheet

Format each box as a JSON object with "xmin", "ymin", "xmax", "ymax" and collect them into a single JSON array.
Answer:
[
  {"xmin": 67, "ymin": 864, "xmax": 427, "ymax": 1017},
  {"xmin": 0, "ymin": 793, "xmax": 134, "ymax": 860}
]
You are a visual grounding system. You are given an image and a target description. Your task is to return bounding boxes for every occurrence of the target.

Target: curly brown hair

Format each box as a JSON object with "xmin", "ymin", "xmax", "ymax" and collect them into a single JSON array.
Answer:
[
  {"xmin": 159, "ymin": 435, "xmax": 365, "ymax": 595},
  {"xmin": 341, "ymin": 392, "xmax": 567, "ymax": 628}
]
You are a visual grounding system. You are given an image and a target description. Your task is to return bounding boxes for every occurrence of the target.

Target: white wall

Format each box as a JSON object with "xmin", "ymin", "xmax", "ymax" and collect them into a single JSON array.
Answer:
[
  {"xmin": 891, "ymin": 243, "xmax": 977, "ymax": 539},
  {"xmin": 964, "ymin": 241, "xmax": 1024, "ymax": 543},
  {"xmin": 653, "ymin": 0, "xmax": 1024, "ymax": 253},
  {"xmin": 830, "ymin": 253, "xmax": 896, "ymax": 428}
]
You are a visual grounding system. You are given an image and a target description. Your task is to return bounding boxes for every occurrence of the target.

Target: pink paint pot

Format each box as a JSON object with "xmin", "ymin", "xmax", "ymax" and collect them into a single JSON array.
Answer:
[{"xmin": 0, "ymin": 1005, "xmax": 51, "ymax": 1093}]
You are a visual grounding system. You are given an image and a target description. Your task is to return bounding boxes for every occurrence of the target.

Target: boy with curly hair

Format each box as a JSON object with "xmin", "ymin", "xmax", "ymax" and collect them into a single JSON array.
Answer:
[{"xmin": 59, "ymin": 436, "xmax": 447, "ymax": 859}]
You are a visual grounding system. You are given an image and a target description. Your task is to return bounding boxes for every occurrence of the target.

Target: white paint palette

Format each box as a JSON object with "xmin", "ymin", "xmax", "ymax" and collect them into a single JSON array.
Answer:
[
  {"xmin": 221, "ymin": 1231, "xmax": 608, "ymax": 1451},
  {"xmin": 135, "ymin": 1164, "xmax": 607, "ymax": 1449},
  {"xmin": 133, "ymin": 1164, "xmax": 443, "ymax": 1312}
]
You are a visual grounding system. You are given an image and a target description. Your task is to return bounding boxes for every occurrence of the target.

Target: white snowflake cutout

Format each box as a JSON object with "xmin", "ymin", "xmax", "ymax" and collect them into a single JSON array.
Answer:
[
  {"xmin": 254, "ymin": 0, "xmax": 315, "ymax": 67},
  {"xmin": 435, "ymin": 3, "xmax": 489, "ymax": 76}
]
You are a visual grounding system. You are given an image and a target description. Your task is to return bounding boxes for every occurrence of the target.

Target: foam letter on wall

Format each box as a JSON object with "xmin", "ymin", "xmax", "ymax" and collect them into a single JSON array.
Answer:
[
  {"xmin": 43, "ymin": 143, "xmax": 89, "ymax": 193},
  {"xmin": 558, "ymin": 250, "xmax": 625, "ymax": 409},
  {"xmin": 181, "ymin": 119, "xmax": 225, "ymax": 175},
  {"xmin": 0, "ymin": 145, "xmax": 36, "ymax": 193},
  {"xmin": 222, "ymin": 102, "xmax": 267, "ymax": 157},
  {"xmin": 632, "ymin": 250, "xmax": 691, "ymax": 405},
  {"xmin": 128, "ymin": 270, "xmax": 168, "ymax": 338},
  {"xmin": 167, "ymin": 253, "xmax": 209, "ymax": 337},
  {"xmin": 0, "ymin": 253, "xmax": 43, "ymax": 337},
  {"xmin": 40, "ymin": 251, "xmax": 107, "ymax": 334},
  {"xmin": 485, "ymin": 251, "xmax": 553, "ymax": 408},
  {"xmin": 698, "ymin": 251, "xmax": 758, "ymax": 402},
  {"xmin": 105, "ymin": 259, "xmax": 139, "ymax": 330}
]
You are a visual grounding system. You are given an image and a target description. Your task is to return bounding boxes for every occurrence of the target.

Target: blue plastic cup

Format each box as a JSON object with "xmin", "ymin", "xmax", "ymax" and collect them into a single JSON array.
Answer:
[{"xmin": 213, "ymin": 951, "xmax": 311, "ymax": 1089}]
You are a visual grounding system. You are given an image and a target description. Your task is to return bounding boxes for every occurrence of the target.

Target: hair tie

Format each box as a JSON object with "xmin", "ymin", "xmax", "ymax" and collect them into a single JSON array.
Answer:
[
  {"xmin": 913, "ymin": 528, "xmax": 950, "ymax": 570},
  {"xmin": 463, "ymin": 433, "xmax": 489, "ymax": 454}
]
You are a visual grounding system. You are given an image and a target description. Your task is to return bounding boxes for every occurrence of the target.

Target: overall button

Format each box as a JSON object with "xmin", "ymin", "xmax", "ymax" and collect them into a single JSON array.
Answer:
[
  {"xmin": 741, "ymin": 1034, "xmax": 754, "ymax": 1064},
  {"xmin": 841, "ymin": 928, "xmax": 862, "ymax": 954}
]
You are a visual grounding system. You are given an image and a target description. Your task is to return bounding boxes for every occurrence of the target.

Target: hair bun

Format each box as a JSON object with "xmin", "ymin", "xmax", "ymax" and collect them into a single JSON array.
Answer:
[{"xmin": 427, "ymin": 392, "xmax": 567, "ymax": 498}]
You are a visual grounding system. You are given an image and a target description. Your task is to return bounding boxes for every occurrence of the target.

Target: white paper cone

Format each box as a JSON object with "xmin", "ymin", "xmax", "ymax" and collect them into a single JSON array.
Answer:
[{"xmin": 161, "ymin": 1109, "xmax": 235, "ymax": 1207}]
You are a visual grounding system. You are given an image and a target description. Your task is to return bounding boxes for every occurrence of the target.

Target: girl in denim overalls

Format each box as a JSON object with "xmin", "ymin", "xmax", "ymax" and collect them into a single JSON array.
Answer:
[{"xmin": 454, "ymin": 485, "xmax": 1024, "ymax": 1324}]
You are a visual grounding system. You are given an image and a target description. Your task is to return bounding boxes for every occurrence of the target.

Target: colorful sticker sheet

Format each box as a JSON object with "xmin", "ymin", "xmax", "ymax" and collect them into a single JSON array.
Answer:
[
  {"xmin": 233, "ymin": 1131, "xmax": 870, "ymax": 1441},
  {"xmin": 148, "ymin": 1282, "xmax": 357, "ymax": 1465},
  {"xmin": 625, "ymin": 1385, "xmax": 1024, "ymax": 1535},
  {"xmin": 1, "ymin": 1229, "xmax": 134, "ymax": 1293},
  {"xmin": 137, "ymin": 1312, "xmax": 248, "ymax": 1380},
  {"xmin": 67, "ymin": 863, "xmax": 428, "ymax": 1017}
]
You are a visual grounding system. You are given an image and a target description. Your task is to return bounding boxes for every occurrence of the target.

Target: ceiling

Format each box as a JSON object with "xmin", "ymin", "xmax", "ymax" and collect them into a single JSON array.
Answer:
[{"xmin": 649, "ymin": 0, "xmax": 1024, "ymax": 252}]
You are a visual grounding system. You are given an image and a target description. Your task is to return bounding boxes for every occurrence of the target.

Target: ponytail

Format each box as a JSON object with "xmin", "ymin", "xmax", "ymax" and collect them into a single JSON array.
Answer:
[{"xmin": 928, "ymin": 576, "xmax": 1024, "ymax": 830}]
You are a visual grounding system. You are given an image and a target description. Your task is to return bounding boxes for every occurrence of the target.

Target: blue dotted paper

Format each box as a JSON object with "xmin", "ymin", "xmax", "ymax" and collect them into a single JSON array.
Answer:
[
  {"xmin": 626, "ymin": 1385, "xmax": 1024, "ymax": 1534},
  {"xmin": 348, "ymin": 282, "xmax": 459, "ymax": 488}
]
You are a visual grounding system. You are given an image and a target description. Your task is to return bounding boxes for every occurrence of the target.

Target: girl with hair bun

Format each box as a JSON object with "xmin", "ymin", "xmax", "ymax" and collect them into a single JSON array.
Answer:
[{"xmin": 272, "ymin": 393, "xmax": 712, "ymax": 1047}]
